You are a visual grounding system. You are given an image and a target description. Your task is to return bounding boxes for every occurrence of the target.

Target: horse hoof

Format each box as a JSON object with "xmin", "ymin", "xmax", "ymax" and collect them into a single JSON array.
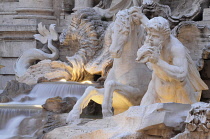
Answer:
[{"xmin": 66, "ymin": 111, "xmax": 80, "ymax": 124}]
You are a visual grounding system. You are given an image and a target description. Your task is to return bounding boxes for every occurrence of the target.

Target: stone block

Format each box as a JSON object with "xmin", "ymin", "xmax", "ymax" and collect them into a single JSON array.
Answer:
[
  {"xmin": 0, "ymin": 58, "xmax": 16, "ymax": 74},
  {"xmin": 18, "ymin": 0, "xmax": 53, "ymax": 9},
  {"xmin": 0, "ymin": 75, "xmax": 15, "ymax": 90},
  {"xmin": 0, "ymin": 15, "xmax": 16, "ymax": 24},
  {"xmin": 0, "ymin": 25, "xmax": 37, "ymax": 32},
  {"xmin": 203, "ymin": 8, "xmax": 210, "ymax": 21},
  {"xmin": 11, "ymin": 19, "xmax": 38, "ymax": 25},
  {"xmin": 0, "ymin": 40, "xmax": 36, "ymax": 57},
  {"xmin": 0, "ymin": 1, "xmax": 18, "ymax": 12},
  {"xmin": 137, "ymin": 103, "xmax": 191, "ymax": 132},
  {"xmin": 44, "ymin": 103, "xmax": 191, "ymax": 139},
  {"xmin": 13, "ymin": 19, "xmax": 56, "ymax": 26}
]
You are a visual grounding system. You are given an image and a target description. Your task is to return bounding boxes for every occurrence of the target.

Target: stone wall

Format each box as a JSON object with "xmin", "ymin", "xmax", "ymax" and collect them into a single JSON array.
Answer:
[{"xmin": 0, "ymin": 0, "xmax": 71, "ymax": 89}]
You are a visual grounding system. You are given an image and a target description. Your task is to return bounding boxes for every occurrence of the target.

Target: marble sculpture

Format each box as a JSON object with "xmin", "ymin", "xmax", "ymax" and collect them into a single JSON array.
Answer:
[
  {"xmin": 14, "ymin": 23, "xmax": 59, "ymax": 78},
  {"xmin": 133, "ymin": 10, "xmax": 209, "ymax": 105},
  {"xmin": 66, "ymin": 7, "xmax": 151, "ymax": 123}
]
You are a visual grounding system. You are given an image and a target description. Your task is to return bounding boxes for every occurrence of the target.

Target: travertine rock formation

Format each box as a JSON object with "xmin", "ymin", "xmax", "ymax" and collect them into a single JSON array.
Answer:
[
  {"xmin": 0, "ymin": 80, "xmax": 33, "ymax": 103},
  {"xmin": 17, "ymin": 60, "xmax": 74, "ymax": 85},
  {"xmin": 44, "ymin": 103, "xmax": 191, "ymax": 139},
  {"xmin": 172, "ymin": 21, "xmax": 210, "ymax": 70},
  {"xmin": 42, "ymin": 96, "xmax": 77, "ymax": 113},
  {"xmin": 60, "ymin": 8, "xmax": 111, "ymax": 81},
  {"xmin": 185, "ymin": 103, "xmax": 210, "ymax": 132},
  {"xmin": 172, "ymin": 102, "xmax": 210, "ymax": 139}
]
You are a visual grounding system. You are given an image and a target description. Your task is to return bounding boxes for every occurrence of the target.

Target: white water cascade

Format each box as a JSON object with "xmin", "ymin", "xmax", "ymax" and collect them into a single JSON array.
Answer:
[
  {"xmin": 0, "ymin": 116, "xmax": 26, "ymax": 139},
  {"xmin": 0, "ymin": 104, "xmax": 43, "ymax": 139},
  {"xmin": 0, "ymin": 81, "xmax": 95, "ymax": 138},
  {"xmin": 9, "ymin": 82, "xmax": 94, "ymax": 105}
]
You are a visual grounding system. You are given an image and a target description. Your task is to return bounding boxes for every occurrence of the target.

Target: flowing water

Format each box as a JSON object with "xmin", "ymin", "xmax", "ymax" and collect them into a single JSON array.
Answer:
[
  {"xmin": 0, "ymin": 116, "xmax": 26, "ymax": 139},
  {"xmin": 9, "ymin": 81, "xmax": 94, "ymax": 104},
  {"xmin": 0, "ymin": 81, "xmax": 95, "ymax": 138},
  {"xmin": 0, "ymin": 104, "xmax": 43, "ymax": 139}
]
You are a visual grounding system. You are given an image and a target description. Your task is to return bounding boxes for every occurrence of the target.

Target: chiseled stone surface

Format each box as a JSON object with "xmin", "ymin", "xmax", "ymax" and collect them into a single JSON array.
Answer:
[
  {"xmin": 17, "ymin": 60, "xmax": 73, "ymax": 85},
  {"xmin": 136, "ymin": 15, "xmax": 208, "ymax": 105},
  {"xmin": 44, "ymin": 103, "xmax": 191, "ymax": 139},
  {"xmin": 42, "ymin": 96, "xmax": 77, "ymax": 113},
  {"xmin": 66, "ymin": 7, "xmax": 151, "ymax": 122},
  {"xmin": 172, "ymin": 102, "xmax": 210, "ymax": 139}
]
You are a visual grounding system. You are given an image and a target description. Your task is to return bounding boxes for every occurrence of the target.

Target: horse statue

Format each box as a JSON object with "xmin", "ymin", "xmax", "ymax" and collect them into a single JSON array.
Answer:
[{"xmin": 66, "ymin": 7, "xmax": 151, "ymax": 123}]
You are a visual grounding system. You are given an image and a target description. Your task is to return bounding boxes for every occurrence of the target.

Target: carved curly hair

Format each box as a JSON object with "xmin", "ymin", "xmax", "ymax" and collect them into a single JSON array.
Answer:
[{"xmin": 146, "ymin": 16, "xmax": 170, "ymax": 37}]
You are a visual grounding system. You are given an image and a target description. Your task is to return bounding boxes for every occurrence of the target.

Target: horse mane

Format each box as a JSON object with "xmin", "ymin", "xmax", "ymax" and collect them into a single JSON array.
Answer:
[
  {"xmin": 112, "ymin": 9, "xmax": 130, "ymax": 33},
  {"xmin": 112, "ymin": 8, "xmax": 140, "ymax": 33}
]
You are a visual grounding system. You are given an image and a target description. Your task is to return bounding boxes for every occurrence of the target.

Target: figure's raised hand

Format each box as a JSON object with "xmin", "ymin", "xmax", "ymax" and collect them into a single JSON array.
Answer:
[
  {"xmin": 136, "ymin": 45, "xmax": 153, "ymax": 63},
  {"xmin": 129, "ymin": 6, "xmax": 143, "ymax": 23},
  {"xmin": 128, "ymin": 6, "xmax": 149, "ymax": 26},
  {"xmin": 148, "ymin": 49, "xmax": 159, "ymax": 64}
]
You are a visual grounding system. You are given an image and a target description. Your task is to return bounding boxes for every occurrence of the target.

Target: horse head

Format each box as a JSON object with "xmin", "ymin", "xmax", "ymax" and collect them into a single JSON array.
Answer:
[{"xmin": 109, "ymin": 7, "xmax": 142, "ymax": 58}]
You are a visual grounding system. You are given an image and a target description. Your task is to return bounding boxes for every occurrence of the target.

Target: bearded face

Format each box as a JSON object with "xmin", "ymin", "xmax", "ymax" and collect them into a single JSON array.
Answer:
[{"xmin": 136, "ymin": 30, "xmax": 165, "ymax": 63}]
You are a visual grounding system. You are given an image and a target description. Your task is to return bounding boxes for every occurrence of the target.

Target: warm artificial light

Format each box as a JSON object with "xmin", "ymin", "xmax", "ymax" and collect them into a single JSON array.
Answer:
[{"xmin": 80, "ymin": 80, "xmax": 93, "ymax": 84}]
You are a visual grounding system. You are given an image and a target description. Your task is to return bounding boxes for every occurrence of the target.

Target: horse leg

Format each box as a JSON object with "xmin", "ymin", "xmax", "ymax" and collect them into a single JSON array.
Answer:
[
  {"xmin": 102, "ymin": 80, "xmax": 139, "ymax": 118},
  {"xmin": 66, "ymin": 86, "xmax": 104, "ymax": 123}
]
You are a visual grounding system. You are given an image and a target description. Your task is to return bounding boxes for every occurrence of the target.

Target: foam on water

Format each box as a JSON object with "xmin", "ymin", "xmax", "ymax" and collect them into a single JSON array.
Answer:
[
  {"xmin": 0, "ymin": 81, "xmax": 94, "ymax": 138},
  {"xmin": 0, "ymin": 105, "xmax": 43, "ymax": 130},
  {"xmin": 0, "ymin": 115, "xmax": 28, "ymax": 139},
  {"xmin": 9, "ymin": 82, "xmax": 93, "ymax": 105}
]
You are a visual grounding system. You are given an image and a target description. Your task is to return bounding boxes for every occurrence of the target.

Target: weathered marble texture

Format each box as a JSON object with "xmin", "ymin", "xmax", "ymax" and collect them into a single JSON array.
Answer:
[
  {"xmin": 59, "ymin": 8, "xmax": 111, "ymax": 81},
  {"xmin": 14, "ymin": 23, "xmax": 59, "ymax": 78},
  {"xmin": 44, "ymin": 103, "xmax": 191, "ymax": 139},
  {"xmin": 17, "ymin": 60, "xmax": 74, "ymax": 85},
  {"xmin": 185, "ymin": 102, "xmax": 210, "ymax": 132},
  {"xmin": 66, "ymin": 7, "xmax": 151, "ymax": 123},
  {"xmin": 172, "ymin": 102, "xmax": 210, "ymax": 139},
  {"xmin": 135, "ymin": 15, "xmax": 208, "ymax": 105}
]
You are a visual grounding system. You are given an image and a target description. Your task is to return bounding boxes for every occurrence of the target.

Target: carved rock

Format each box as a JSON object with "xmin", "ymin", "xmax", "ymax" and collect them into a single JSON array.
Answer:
[
  {"xmin": 14, "ymin": 23, "xmax": 59, "ymax": 78},
  {"xmin": 44, "ymin": 103, "xmax": 190, "ymax": 139},
  {"xmin": 81, "ymin": 100, "xmax": 102, "ymax": 118},
  {"xmin": 17, "ymin": 60, "xmax": 74, "ymax": 85},
  {"xmin": 59, "ymin": 8, "xmax": 112, "ymax": 81},
  {"xmin": 17, "ymin": 114, "xmax": 47, "ymax": 138},
  {"xmin": 42, "ymin": 96, "xmax": 77, "ymax": 113},
  {"xmin": 142, "ymin": 0, "xmax": 209, "ymax": 27},
  {"xmin": 173, "ymin": 103, "xmax": 210, "ymax": 139},
  {"xmin": 185, "ymin": 102, "xmax": 210, "ymax": 132},
  {"xmin": 19, "ymin": 96, "xmax": 35, "ymax": 102},
  {"xmin": 42, "ymin": 112, "xmax": 68, "ymax": 137},
  {"xmin": 0, "ymin": 96, "xmax": 12, "ymax": 103},
  {"xmin": 173, "ymin": 21, "xmax": 210, "ymax": 70},
  {"xmin": 0, "ymin": 80, "xmax": 33, "ymax": 102}
]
